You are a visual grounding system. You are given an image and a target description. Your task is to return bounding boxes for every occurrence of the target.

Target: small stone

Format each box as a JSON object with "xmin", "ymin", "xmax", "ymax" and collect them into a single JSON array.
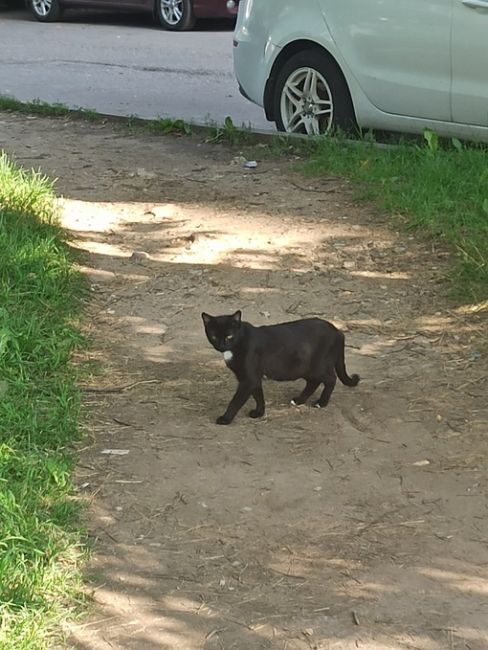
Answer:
[
  {"xmin": 136, "ymin": 167, "xmax": 156, "ymax": 179},
  {"xmin": 231, "ymin": 155, "xmax": 246, "ymax": 166},
  {"xmin": 130, "ymin": 250, "xmax": 150, "ymax": 262}
]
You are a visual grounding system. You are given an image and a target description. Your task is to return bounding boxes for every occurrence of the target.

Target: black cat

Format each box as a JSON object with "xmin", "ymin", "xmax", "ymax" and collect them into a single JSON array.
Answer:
[{"xmin": 202, "ymin": 310, "xmax": 360, "ymax": 425}]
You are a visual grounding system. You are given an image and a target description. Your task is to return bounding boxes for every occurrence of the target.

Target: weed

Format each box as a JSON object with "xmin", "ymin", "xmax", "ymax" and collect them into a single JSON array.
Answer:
[
  {"xmin": 0, "ymin": 96, "xmax": 72, "ymax": 117},
  {"xmin": 205, "ymin": 116, "xmax": 254, "ymax": 146},
  {"xmin": 146, "ymin": 117, "xmax": 193, "ymax": 135},
  {"xmin": 0, "ymin": 96, "xmax": 102, "ymax": 123}
]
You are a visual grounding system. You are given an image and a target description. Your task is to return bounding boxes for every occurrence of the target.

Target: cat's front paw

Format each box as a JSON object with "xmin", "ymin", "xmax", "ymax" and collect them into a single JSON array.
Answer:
[
  {"xmin": 249, "ymin": 409, "xmax": 264, "ymax": 419},
  {"xmin": 216, "ymin": 415, "xmax": 232, "ymax": 425}
]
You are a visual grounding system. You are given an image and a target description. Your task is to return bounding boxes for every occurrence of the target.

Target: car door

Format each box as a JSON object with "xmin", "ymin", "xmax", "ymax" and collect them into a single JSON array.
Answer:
[
  {"xmin": 451, "ymin": 0, "xmax": 488, "ymax": 126},
  {"xmin": 317, "ymin": 0, "xmax": 452, "ymax": 121}
]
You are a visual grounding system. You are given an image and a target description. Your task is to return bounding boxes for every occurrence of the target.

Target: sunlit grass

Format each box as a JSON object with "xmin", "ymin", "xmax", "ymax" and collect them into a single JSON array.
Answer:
[{"xmin": 0, "ymin": 152, "xmax": 86, "ymax": 648}]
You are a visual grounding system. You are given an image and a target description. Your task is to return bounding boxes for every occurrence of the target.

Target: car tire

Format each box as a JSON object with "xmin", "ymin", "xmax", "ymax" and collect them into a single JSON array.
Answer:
[
  {"xmin": 273, "ymin": 49, "xmax": 357, "ymax": 136},
  {"xmin": 30, "ymin": 0, "xmax": 63, "ymax": 21},
  {"xmin": 155, "ymin": 0, "xmax": 196, "ymax": 31}
]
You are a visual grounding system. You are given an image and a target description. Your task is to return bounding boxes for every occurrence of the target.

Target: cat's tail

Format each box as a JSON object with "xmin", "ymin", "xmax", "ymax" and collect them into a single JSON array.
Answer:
[{"xmin": 335, "ymin": 333, "xmax": 360, "ymax": 387}]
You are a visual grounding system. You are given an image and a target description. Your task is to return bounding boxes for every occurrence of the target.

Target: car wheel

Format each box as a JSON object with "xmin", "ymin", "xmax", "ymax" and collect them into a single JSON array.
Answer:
[
  {"xmin": 30, "ymin": 0, "xmax": 63, "ymax": 21},
  {"xmin": 273, "ymin": 50, "xmax": 356, "ymax": 136},
  {"xmin": 156, "ymin": 0, "xmax": 196, "ymax": 31}
]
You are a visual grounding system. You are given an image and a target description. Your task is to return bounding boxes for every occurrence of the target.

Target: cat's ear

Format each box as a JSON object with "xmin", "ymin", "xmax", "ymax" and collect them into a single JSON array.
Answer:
[
  {"xmin": 201, "ymin": 312, "xmax": 212, "ymax": 325},
  {"xmin": 232, "ymin": 310, "xmax": 242, "ymax": 323}
]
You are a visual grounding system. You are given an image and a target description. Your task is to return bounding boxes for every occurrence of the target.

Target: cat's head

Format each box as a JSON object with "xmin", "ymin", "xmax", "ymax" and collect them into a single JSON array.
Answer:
[{"xmin": 202, "ymin": 310, "xmax": 242, "ymax": 352}]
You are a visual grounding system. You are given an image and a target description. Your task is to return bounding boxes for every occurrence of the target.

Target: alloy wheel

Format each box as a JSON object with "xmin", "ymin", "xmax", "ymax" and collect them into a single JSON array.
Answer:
[
  {"xmin": 280, "ymin": 67, "xmax": 333, "ymax": 135},
  {"xmin": 32, "ymin": 0, "xmax": 53, "ymax": 16},
  {"xmin": 160, "ymin": 0, "xmax": 183, "ymax": 25}
]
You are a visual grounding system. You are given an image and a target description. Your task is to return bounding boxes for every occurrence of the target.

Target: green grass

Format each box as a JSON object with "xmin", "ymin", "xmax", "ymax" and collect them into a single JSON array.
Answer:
[
  {"xmin": 205, "ymin": 116, "xmax": 254, "ymax": 146},
  {"xmin": 0, "ymin": 152, "xmax": 86, "ymax": 648},
  {"xmin": 144, "ymin": 117, "xmax": 193, "ymax": 135},
  {"xmin": 303, "ymin": 131, "xmax": 488, "ymax": 301},
  {"xmin": 0, "ymin": 96, "xmax": 98, "ymax": 121}
]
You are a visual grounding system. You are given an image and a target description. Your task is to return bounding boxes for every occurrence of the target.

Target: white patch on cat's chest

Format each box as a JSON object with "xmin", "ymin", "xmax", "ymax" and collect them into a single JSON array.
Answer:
[{"xmin": 223, "ymin": 350, "xmax": 233, "ymax": 364}]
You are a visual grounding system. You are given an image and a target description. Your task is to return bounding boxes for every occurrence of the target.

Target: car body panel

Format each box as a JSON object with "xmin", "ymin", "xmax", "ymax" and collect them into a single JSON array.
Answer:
[
  {"xmin": 61, "ymin": 0, "xmax": 148, "ymax": 6},
  {"xmin": 58, "ymin": 0, "xmax": 233, "ymax": 19},
  {"xmin": 233, "ymin": 0, "xmax": 488, "ymax": 142},
  {"xmin": 317, "ymin": 0, "xmax": 452, "ymax": 121},
  {"xmin": 451, "ymin": 0, "xmax": 488, "ymax": 126},
  {"xmin": 234, "ymin": 0, "xmax": 332, "ymax": 107},
  {"xmin": 193, "ymin": 0, "xmax": 233, "ymax": 18}
]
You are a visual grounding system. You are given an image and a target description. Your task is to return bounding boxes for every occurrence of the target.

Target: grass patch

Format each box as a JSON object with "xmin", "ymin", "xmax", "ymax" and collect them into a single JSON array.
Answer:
[
  {"xmin": 0, "ymin": 96, "xmax": 99, "ymax": 121},
  {"xmin": 302, "ymin": 131, "xmax": 488, "ymax": 300},
  {"xmin": 205, "ymin": 116, "xmax": 254, "ymax": 146},
  {"xmin": 144, "ymin": 117, "xmax": 193, "ymax": 135},
  {"xmin": 0, "ymin": 152, "xmax": 86, "ymax": 648}
]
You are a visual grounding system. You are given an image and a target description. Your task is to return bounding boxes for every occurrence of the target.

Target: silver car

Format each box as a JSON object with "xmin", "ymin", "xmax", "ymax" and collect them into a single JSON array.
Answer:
[{"xmin": 232, "ymin": 0, "xmax": 488, "ymax": 141}]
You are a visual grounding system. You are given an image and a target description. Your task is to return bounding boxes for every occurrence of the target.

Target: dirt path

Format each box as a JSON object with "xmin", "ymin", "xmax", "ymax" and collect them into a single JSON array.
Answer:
[{"xmin": 2, "ymin": 113, "xmax": 487, "ymax": 650}]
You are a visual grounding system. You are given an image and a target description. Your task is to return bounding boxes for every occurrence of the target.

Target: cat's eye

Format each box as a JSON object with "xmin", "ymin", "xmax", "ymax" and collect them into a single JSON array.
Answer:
[{"xmin": 225, "ymin": 335, "xmax": 234, "ymax": 341}]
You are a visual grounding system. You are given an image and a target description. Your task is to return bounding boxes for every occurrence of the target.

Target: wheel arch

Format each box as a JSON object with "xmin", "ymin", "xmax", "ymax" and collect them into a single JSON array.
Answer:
[{"xmin": 263, "ymin": 40, "xmax": 355, "ymax": 123}]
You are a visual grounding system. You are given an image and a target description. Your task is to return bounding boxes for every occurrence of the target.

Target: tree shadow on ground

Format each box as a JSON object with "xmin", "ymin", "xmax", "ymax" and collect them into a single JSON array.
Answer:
[{"xmin": 65, "ymin": 194, "xmax": 488, "ymax": 650}]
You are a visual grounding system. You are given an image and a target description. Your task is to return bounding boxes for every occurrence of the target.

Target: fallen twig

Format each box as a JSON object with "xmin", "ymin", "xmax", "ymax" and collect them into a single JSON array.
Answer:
[{"xmin": 79, "ymin": 379, "xmax": 160, "ymax": 393}]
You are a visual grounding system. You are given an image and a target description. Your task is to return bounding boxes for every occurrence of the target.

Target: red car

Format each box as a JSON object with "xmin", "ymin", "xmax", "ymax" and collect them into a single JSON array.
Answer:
[{"xmin": 30, "ymin": 0, "xmax": 238, "ymax": 30}]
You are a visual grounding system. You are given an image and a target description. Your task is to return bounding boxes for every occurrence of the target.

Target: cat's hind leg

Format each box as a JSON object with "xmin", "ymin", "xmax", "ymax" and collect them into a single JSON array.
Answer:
[
  {"xmin": 249, "ymin": 385, "xmax": 265, "ymax": 418},
  {"xmin": 314, "ymin": 374, "xmax": 337, "ymax": 409},
  {"xmin": 291, "ymin": 379, "xmax": 320, "ymax": 406}
]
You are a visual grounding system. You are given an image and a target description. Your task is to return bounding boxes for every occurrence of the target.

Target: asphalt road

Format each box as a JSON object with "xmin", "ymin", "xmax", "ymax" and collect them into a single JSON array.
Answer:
[{"xmin": 0, "ymin": 7, "xmax": 271, "ymax": 130}]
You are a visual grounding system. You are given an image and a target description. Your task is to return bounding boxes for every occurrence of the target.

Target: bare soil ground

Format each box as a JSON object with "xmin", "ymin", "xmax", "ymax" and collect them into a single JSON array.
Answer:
[{"xmin": 2, "ymin": 112, "xmax": 487, "ymax": 650}]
